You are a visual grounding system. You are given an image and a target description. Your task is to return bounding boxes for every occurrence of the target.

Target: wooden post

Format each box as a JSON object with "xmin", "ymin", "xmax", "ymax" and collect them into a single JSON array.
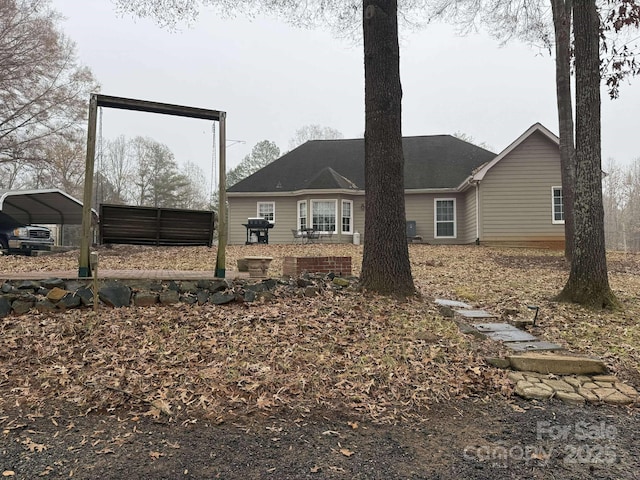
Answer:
[
  {"xmin": 79, "ymin": 94, "xmax": 98, "ymax": 278},
  {"xmin": 215, "ymin": 112, "xmax": 227, "ymax": 278}
]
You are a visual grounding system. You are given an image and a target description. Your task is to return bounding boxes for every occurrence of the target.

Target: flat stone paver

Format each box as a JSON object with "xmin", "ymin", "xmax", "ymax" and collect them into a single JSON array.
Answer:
[
  {"xmin": 512, "ymin": 371, "xmax": 638, "ymax": 406},
  {"xmin": 435, "ymin": 298, "xmax": 472, "ymax": 309},
  {"xmin": 507, "ymin": 341, "xmax": 563, "ymax": 352},
  {"xmin": 508, "ymin": 352, "xmax": 607, "ymax": 375},
  {"xmin": 455, "ymin": 309, "xmax": 497, "ymax": 319}
]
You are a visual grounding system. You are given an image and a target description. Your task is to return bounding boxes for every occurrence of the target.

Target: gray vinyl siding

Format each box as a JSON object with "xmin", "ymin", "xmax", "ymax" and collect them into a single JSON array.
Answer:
[
  {"xmin": 227, "ymin": 196, "xmax": 297, "ymax": 245},
  {"xmin": 405, "ymin": 192, "xmax": 468, "ymax": 244},
  {"xmin": 479, "ymin": 131, "xmax": 564, "ymax": 242},
  {"xmin": 462, "ymin": 188, "xmax": 477, "ymax": 244},
  {"xmin": 228, "ymin": 194, "xmax": 364, "ymax": 245}
]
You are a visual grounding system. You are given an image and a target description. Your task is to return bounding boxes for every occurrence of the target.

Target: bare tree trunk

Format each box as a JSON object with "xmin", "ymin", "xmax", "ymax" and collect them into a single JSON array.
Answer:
[
  {"xmin": 550, "ymin": 0, "xmax": 576, "ymax": 262},
  {"xmin": 360, "ymin": 0, "xmax": 415, "ymax": 296},
  {"xmin": 556, "ymin": 0, "xmax": 617, "ymax": 308}
]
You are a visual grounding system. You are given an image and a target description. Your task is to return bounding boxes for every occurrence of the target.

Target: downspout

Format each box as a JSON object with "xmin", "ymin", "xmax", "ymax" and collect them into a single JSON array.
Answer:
[{"xmin": 474, "ymin": 181, "xmax": 480, "ymax": 245}]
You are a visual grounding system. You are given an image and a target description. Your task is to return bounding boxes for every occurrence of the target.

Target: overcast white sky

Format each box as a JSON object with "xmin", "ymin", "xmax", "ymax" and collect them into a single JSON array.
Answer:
[{"xmin": 54, "ymin": 1, "xmax": 639, "ymax": 192}]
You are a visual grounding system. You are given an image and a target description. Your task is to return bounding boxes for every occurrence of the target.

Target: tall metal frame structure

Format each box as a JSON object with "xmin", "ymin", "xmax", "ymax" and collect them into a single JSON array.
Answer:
[{"xmin": 79, "ymin": 94, "xmax": 227, "ymax": 278}]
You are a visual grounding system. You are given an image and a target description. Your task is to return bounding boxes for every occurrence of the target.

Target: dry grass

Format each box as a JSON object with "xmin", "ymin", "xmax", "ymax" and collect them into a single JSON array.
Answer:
[{"xmin": 0, "ymin": 244, "xmax": 638, "ymax": 422}]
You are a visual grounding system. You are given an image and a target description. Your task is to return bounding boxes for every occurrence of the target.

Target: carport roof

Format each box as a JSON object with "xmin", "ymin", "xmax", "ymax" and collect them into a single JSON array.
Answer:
[{"xmin": 0, "ymin": 189, "xmax": 96, "ymax": 225}]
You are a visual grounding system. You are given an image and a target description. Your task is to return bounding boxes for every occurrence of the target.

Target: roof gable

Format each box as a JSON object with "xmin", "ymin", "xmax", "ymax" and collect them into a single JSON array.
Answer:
[
  {"xmin": 306, "ymin": 167, "xmax": 359, "ymax": 190},
  {"xmin": 228, "ymin": 135, "xmax": 496, "ymax": 193},
  {"xmin": 472, "ymin": 123, "xmax": 559, "ymax": 182}
]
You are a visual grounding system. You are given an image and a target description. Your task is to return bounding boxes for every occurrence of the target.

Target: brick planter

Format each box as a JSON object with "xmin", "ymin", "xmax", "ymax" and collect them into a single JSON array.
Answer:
[{"xmin": 283, "ymin": 256, "xmax": 351, "ymax": 277}]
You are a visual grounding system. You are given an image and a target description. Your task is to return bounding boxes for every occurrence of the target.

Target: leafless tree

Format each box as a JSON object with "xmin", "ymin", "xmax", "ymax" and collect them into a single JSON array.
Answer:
[
  {"xmin": 288, "ymin": 125, "xmax": 344, "ymax": 150},
  {"xmin": 0, "ymin": 0, "xmax": 99, "ymax": 170}
]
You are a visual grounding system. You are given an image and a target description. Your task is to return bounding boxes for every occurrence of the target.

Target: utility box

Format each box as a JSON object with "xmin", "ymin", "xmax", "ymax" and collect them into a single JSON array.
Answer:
[{"xmin": 406, "ymin": 221, "xmax": 417, "ymax": 238}]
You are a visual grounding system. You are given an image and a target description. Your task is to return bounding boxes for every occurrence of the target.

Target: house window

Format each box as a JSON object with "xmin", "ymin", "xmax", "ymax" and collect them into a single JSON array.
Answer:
[
  {"xmin": 311, "ymin": 200, "xmax": 337, "ymax": 233},
  {"xmin": 552, "ymin": 187, "xmax": 564, "ymax": 224},
  {"xmin": 257, "ymin": 202, "xmax": 275, "ymax": 223},
  {"xmin": 297, "ymin": 200, "xmax": 307, "ymax": 230},
  {"xmin": 341, "ymin": 200, "xmax": 353, "ymax": 234},
  {"xmin": 434, "ymin": 199, "xmax": 456, "ymax": 238}
]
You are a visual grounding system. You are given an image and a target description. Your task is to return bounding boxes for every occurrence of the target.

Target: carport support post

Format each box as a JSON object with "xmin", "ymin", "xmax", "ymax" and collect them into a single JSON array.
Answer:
[
  {"xmin": 215, "ymin": 112, "xmax": 227, "ymax": 278},
  {"xmin": 79, "ymin": 94, "xmax": 98, "ymax": 278}
]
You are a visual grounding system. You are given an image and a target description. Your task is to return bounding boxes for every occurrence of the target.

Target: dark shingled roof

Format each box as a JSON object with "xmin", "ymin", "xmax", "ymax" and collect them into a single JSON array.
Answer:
[{"xmin": 228, "ymin": 136, "xmax": 496, "ymax": 193}]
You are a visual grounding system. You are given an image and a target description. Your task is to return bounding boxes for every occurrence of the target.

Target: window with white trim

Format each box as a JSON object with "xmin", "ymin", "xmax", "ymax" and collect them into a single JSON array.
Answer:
[
  {"xmin": 341, "ymin": 200, "xmax": 353, "ymax": 234},
  {"xmin": 297, "ymin": 200, "xmax": 307, "ymax": 230},
  {"xmin": 552, "ymin": 187, "xmax": 564, "ymax": 224},
  {"xmin": 257, "ymin": 202, "xmax": 275, "ymax": 223},
  {"xmin": 311, "ymin": 200, "xmax": 337, "ymax": 233},
  {"xmin": 434, "ymin": 199, "xmax": 456, "ymax": 238}
]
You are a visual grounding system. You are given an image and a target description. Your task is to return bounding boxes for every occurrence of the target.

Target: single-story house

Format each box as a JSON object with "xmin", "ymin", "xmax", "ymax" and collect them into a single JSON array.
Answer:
[{"xmin": 226, "ymin": 123, "xmax": 565, "ymax": 248}]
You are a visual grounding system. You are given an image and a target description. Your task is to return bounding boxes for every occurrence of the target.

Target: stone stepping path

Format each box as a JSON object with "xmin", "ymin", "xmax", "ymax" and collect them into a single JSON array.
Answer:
[
  {"xmin": 509, "ymin": 372, "xmax": 639, "ymax": 406},
  {"xmin": 435, "ymin": 298, "xmax": 563, "ymax": 352},
  {"xmin": 435, "ymin": 298, "xmax": 639, "ymax": 406}
]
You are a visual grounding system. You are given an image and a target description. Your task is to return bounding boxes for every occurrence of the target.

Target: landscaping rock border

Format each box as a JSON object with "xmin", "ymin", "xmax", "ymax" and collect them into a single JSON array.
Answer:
[{"xmin": 0, "ymin": 272, "xmax": 358, "ymax": 317}]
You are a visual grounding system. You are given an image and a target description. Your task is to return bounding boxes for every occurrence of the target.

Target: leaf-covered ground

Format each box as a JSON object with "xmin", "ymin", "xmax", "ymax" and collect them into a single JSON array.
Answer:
[
  {"xmin": 1, "ymin": 244, "xmax": 639, "ymax": 423},
  {"xmin": 2, "ymin": 245, "xmax": 640, "ymax": 479}
]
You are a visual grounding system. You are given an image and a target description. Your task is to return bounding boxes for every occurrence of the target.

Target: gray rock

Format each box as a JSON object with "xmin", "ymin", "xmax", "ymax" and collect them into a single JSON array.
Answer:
[
  {"xmin": 99, "ymin": 282, "xmax": 132, "ymax": 308},
  {"xmin": 180, "ymin": 295, "xmax": 197, "ymax": 305},
  {"xmin": 1, "ymin": 282, "xmax": 12, "ymax": 294},
  {"xmin": 196, "ymin": 290, "xmax": 209, "ymax": 305},
  {"xmin": 41, "ymin": 278, "xmax": 65, "ymax": 289},
  {"xmin": 196, "ymin": 280, "xmax": 213, "ymax": 290},
  {"xmin": 210, "ymin": 292, "xmax": 235, "ymax": 305},
  {"xmin": 243, "ymin": 290, "xmax": 256, "ymax": 303},
  {"xmin": 209, "ymin": 279, "xmax": 230, "ymax": 293},
  {"xmin": 64, "ymin": 281, "xmax": 89, "ymax": 292},
  {"xmin": 58, "ymin": 293, "xmax": 82, "ymax": 309},
  {"xmin": 0, "ymin": 296, "xmax": 12, "ymax": 317},
  {"xmin": 75, "ymin": 287, "xmax": 95, "ymax": 306},
  {"xmin": 134, "ymin": 292, "xmax": 158, "ymax": 306},
  {"xmin": 167, "ymin": 281, "xmax": 180, "ymax": 291},
  {"xmin": 12, "ymin": 299, "xmax": 34, "ymax": 314},
  {"xmin": 17, "ymin": 280, "xmax": 40, "ymax": 291},
  {"xmin": 304, "ymin": 286, "xmax": 319, "ymax": 297},
  {"xmin": 36, "ymin": 287, "xmax": 51, "ymax": 296},
  {"xmin": 180, "ymin": 281, "xmax": 198, "ymax": 294},
  {"xmin": 245, "ymin": 283, "xmax": 267, "ymax": 293},
  {"xmin": 35, "ymin": 299, "xmax": 57, "ymax": 313},
  {"xmin": 262, "ymin": 279, "xmax": 278, "ymax": 290},
  {"xmin": 257, "ymin": 291, "xmax": 275, "ymax": 302},
  {"xmin": 159, "ymin": 290, "xmax": 180, "ymax": 305}
]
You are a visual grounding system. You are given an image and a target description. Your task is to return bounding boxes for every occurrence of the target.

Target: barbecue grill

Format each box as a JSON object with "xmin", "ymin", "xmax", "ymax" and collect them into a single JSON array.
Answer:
[{"xmin": 242, "ymin": 217, "xmax": 274, "ymax": 244}]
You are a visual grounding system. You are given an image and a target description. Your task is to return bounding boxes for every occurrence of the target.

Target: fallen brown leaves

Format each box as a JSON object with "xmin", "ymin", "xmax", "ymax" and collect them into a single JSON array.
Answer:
[{"xmin": 0, "ymin": 244, "xmax": 639, "ymax": 423}]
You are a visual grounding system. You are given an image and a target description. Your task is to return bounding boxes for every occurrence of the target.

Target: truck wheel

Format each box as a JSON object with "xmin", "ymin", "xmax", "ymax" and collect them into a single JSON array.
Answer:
[{"xmin": 0, "ymin": 238, "xmax": 8, "ymax": 252}]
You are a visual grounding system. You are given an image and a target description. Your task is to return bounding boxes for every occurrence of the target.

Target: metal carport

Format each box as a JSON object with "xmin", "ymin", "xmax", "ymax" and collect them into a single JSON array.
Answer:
[{"xmin": 0, "ymin": 189, "xmax": 97, "ymax": 225}]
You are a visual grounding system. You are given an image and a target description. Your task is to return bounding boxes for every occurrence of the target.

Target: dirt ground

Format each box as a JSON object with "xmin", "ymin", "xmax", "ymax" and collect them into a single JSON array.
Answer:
[{"xmin": 1, "ymin": 398, "xmax": 638, "ymax": 479}]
